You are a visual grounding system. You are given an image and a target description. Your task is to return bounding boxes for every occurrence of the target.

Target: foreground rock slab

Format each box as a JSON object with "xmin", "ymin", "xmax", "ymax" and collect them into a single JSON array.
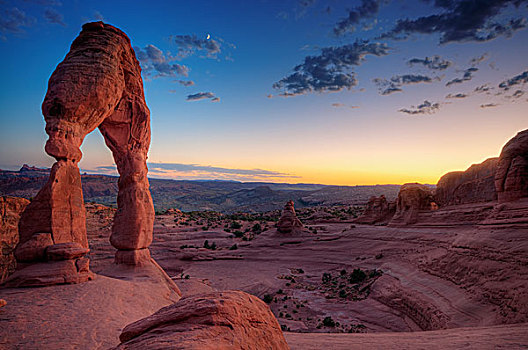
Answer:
[
  {"xmin": 114, "ymin": 290, "xmax": 290, "ymax": 350},
  {"xmin": 0, "ymin": 262, "xmax": 181, "ymax": 349}
]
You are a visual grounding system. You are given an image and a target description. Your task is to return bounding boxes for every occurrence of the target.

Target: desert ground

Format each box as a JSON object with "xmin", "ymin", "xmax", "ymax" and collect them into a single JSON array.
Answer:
[{"xmin": 2, "ymin": 205, "xmax": 527, "ymax": 349}]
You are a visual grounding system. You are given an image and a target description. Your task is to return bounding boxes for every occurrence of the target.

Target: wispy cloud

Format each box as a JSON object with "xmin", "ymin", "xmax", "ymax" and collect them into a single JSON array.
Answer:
[
  {"xmin": 169, "ymin": 34, "xmax": 228, "ymax": 59},
  {"xmin": 446, "ymin": 67, "xmax": 478, "ymax": 86},
  {"xmin": 379, "ymin": 0, "xmax": 527, "ymax": 44},
  {"xmin": 134, "ymin": 44, "xmax": 189, "ymax": 78},
  {"xmin": 373, "ymin": 74, "xmax": 435, "ymax": 95},
  {"xmin": 407, "ymin": 55, "xmax": 451, "ymax": 70},
  {"xmin": 93, "ymin": 163, "xmax": 299, "ymax": 182},
  {"xmin": 331, "ymin": 103, "xmax": 359, "ymax": 109},
  {"xmin": 445, "ymin": 93, "xmax": 468, "ymax": 99},
  {"xmin": 186, "ymin": 92, "xmax": 219, "ymax": 102},
  {"xmin": 480, "ymin": 103, "xmax": 499, "ymax": 108},
  {"xmin": 399, "ymin": 100, "xmax": 440, "ymax": 115},
  {"xmin": 273, "ymin": 40, "xmax": 389, "ymax": 96},
  {"xmin": 333, "ymin": 0, "xmax": 381, "ymax": 36},
  {"xmin": 174, "ymin": 80, "xmax": 195, "ymax": 86},
  {"xmin": 0, "ymin": 7, "xmax": 35, "ymax": 40},
  {"xmin": 44, "ymin": 8, "xmax": 65, "ymax": 26},
  {"xmin": 498, "ymin": 70, "xmax": 528, "ymax": 91}
]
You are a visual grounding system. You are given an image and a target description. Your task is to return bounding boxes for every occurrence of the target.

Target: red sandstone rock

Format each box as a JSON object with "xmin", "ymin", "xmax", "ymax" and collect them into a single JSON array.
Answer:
[
  {"xmin": 3, "ymin": 259, "xmax": 94, "ymax": 287},
  {"xmin": 277, "ymin": 200, "xmax": 303, "ymax": 233},
  {"xmin": 0, "ymin": 299, "xmax": 6, "ymax": 308},
  {"xmin": 495, "ymin": 129, "xmax": 528, "ymax": 203},
  {"xmin": 435, "ymin": 157, "xmax": 498, "ymax": 206},
  {"xmin": 354, "ymin": 195, "xmax": 396, "ymax": 225},
  {"xmin": 18, "ymin": 160, "xmax": 87, "ymax": 249},
  {"xmin": 14, "ymin": 233, "xmax": 53, "ymax": 263},
  {"xmin": 114, "ymin": 290, "xmax": 290, "ymax": 350},
  {"xmin": 389, "ymin": 183, "xmax": 435, "ymax": 226},
  {"xmin": 16, "ymin": 21, "xmax": 154, "ymax": 270},
  {"xmin": 115, "ymin": 248, "xmax": 152, "ymax": 266},
  {"xmin": 46, "ymin": 242, "xmax": 90, "ymax": 261},
  {"xmin": 0, "ymin": 196, "xmax": 29, "ymax": 283}
]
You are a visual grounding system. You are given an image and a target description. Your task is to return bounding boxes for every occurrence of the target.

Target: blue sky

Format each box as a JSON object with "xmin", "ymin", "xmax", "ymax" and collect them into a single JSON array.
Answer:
[{"xmin": 1, "ymin": 0, "xmax": 527, "ymax": 185}]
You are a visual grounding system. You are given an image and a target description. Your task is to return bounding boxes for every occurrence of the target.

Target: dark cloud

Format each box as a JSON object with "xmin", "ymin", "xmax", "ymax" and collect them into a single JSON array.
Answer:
[
  {"xmin": 273, "ymin": 40, "xmax": 389, "ymax": 96},
  {"xmin": 134, "ymin": 45, "xmax": 189, "ymax": 78},
  {"xmin": 374, "ymin": 74, "xmax": 434, "ymax": 95},
  {"xmin": 407, "ymin": 55, "xmax": 451, "ymax": 70},
  {"xmin": 512, "ymin": 89, "xmax": 525, "ymax": 98},
  {"xmin": 380, "ymin": 0, "xmax": 528, "ymax": 44},
  {"xmin": 186, "ymin": 92, "xmax": 218, "ymax": 101},
  {"xmin": 469, "ymin": 53, "xmax": 489, "ymax": 66},
  {"xmin": 211, "ymin": 97, "xmax": 221, "ymax": 102},
  {"xmin": 474, "ymin": 84, "xmax": 491, "ymax": 93},
  {"xmin": 174, "ymin": 80, "xmax": 195, "ymax": 86},
  {"xmin": 446, "ymin": 67, "xmax": 478, "ymax": 86},
  {"xmin": 170, "ymin": 34, "xmax": 222, "ymax": 59},
  {"xmin": 480, "ymin": 103, "xmax": 499, "ymax": 108},
  {"xmin": 333, "ymin": 0, "xmax": 381, "ymax": 36},
  {"xmin": 44, "ymin": 8, "xmax": 65, "ymax": 26},
  {"xmin": 0, "ymin": 7, "xmax": 35, "ymax": 39},
  {"xmin": 399, "ymin": 100, "xmax": 440, "ymax": 115},
  {"xmin": 498, "ymin": 70, "xmax": 528, "ymax": 90},
  {"xmin": 446, "ymin": 93, "xmax": 468, "ymax": 98}
]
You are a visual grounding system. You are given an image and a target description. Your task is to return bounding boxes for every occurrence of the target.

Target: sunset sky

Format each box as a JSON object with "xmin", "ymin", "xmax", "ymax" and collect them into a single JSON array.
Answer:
[{"xmin": 0, "ymin": 0, "xmax": 527, "ymax": 185}]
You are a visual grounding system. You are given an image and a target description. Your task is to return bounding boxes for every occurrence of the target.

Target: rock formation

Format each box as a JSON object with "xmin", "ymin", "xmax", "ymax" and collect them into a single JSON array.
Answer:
[
  {"xmin": 11, "ymin": 21, "xmax": 154, "ymax": 285},
  {"xmin": 114, "ymin": 291, "xmax": 290, "ymax": 350},
  {"xmin": 495, "ymin": 129, "xmax": 528, "ymax": 203},
  {"xmin": 277, "ymin": 200, "xmax": 303, "ymax": 233},
  {"xmin": 354, "ymin": 195, "xmax": 396, "ymax": 225},
  {"xmin": 0, "ymin": 196, "xmax": 29, "ymax": 283},
  {"xmin": 389, "ymin": 183, "xmax": 435, "ymax": 226},
  {"xmin": 435, "ymin": 157, "xmax": 498, "ymax": 206}
]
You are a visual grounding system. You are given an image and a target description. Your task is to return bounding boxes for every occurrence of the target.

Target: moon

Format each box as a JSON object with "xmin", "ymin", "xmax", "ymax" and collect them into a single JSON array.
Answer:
[{"xmin": 206, "ymin": 34, "xmax": 210, "ymax": 40}]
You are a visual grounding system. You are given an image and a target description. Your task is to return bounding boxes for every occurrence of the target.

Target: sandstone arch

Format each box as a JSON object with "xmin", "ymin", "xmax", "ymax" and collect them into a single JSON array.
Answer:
[{"xmin": 16, "ymin": 22, "xmax": 154, "ymax": 269}]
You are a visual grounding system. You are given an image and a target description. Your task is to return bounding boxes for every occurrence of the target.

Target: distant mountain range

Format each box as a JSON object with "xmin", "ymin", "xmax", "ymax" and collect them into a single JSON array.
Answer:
[{"xmin": 0, "ymin": 164, "xmax": 402, "ymax": 213}]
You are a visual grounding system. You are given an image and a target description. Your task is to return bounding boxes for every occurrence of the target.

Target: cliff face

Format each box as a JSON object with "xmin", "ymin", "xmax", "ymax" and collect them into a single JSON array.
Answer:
[
  {"xmin": 354, "ymin": 195, "xmax": 396, "ymax": 225},
  {"xmin": 435, "ymin": 158, "xmax": 498, "ymax": 207},
  {"xmin": 495, "ymin": 129, "xmax": 528, "ymax": 203}
]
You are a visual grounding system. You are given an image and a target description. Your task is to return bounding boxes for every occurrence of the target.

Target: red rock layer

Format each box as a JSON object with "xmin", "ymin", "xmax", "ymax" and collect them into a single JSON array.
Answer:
[{"xmin": 0, "ymin": 196, "xmax": 29, "ymax": 283}]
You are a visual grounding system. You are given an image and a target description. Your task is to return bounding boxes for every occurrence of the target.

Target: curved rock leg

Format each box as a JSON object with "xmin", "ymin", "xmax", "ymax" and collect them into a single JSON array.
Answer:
[{"xmin": 99, "ymin": 96, "xmax": 154, "ymax": 265}]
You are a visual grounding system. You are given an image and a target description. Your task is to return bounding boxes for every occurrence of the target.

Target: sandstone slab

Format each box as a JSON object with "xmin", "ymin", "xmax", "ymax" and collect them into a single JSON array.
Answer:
[{"xmin": 115, "ymin": 290, "xmax": 289, "ymax": 350}]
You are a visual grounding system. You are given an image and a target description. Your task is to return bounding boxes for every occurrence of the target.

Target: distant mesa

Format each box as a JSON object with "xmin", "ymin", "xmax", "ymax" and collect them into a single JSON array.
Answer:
[
  {"xmin": 277, "ymin": 200, "xmax": 304, "ymax": 233},
  {"xmin": 19, "ymin": 164, "xmax": 50, "ymax": 172},
  {"xmin": 350, "ymin": 128, "xmax": 528, "ymax": 228},
  {"xmin": 354, "ymin": 195, "xmax": 396, "ymax": 225}
]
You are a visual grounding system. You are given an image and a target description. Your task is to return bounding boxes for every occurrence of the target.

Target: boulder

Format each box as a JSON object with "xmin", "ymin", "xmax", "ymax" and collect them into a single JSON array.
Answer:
[
  {"xmin": 389, "ymin": 183, "xmax": 435, "ymax": 226},
  {"xmin": 0, "ymin": 196, "xmax": 29, "ymax": 283},
  {"xmin": 354, "ymin": 195, "xmax": 396, "ymax": 225},
  {"xmin": 495, "ymin": 129, "xmax": 528, "ymax": 203},
  {"xmin": 114, "ymin": 290, "xmax": 290, "ymax": 350},
  {"xmin": 277, "ymin": 200, "xmax": 303, "ymax": 233},
  {"xmin": 14, "ymin": 232, "xmax": 53, "ymax": 263},
  {"xmin": 435, "ymin": 157, "xmax": 498, "ymax": 206},
  {"xmin": 46, "ymin": 242, "xmax": 90, "ymax": 261}
]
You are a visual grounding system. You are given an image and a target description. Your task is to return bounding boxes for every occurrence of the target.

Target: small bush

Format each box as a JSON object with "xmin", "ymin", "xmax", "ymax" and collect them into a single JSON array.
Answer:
[
  {"xmin": 263, "ymin": 294, "xmax": 273, "ymax": 304},
  {"xmin": 349, "ymin": 268, "xmax": 367, "ymax": 284},
  {"xmin": 229, "ymin": 244, "xmax": 238, "ymax": 250},
  {"xmin": 322, "ymin": 316, "xmax": 336, "ymax": 327},
  {"xmin": 322, "ymin": 272, "xmax": 332, "ymax": 283}
]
